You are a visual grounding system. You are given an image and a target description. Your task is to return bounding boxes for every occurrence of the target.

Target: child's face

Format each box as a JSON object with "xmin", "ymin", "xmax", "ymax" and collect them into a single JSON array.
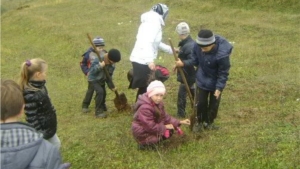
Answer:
[
  {"xmin": 33, "ymin": 65, "xmax": 48, "ymax": 81},
  {"xmin": 96, "ymin": 46, "xmax": 104, "ymax": 51},
  {"xmin": 150, "ymin": 93, "xmax": 164, "ymax": 104}
]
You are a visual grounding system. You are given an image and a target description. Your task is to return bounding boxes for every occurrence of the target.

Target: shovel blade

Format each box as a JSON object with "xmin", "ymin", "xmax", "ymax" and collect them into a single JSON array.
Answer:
[{"xmin": 114, "ymin": 92, "xmax": 130, "ymax": 111}]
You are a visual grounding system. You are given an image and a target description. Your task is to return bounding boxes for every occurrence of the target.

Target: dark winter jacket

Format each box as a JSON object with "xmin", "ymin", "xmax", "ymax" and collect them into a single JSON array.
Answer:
[
  {"xmin": 178, "ymin": 35, "xmax": 196, "ymax": 85},
  {"xmin": 186, "ymin": 35, "xmax": 232, "ymax": 91},
  {"xmin": 23, "ymin": 80, "xmax": 57, "ymax": 139},
  {"xmin": 131, "ymin": 93, "xmax": 180, "ymax": 145},
  {"xmin": 88, "ymin": 56, "xmax": 115, "ymax": 89},
  {"xmin": 80, "ymin": 47, "xmax": 107, "ymax": 76},
  {"xmin": 1, "ymin": 122, "xmax": 70, "ymax": 169}
]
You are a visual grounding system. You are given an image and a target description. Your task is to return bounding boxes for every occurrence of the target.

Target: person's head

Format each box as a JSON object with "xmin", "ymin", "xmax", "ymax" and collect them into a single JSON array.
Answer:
[
  {"xmin": 19, "ymin": 58, "xmax": 47, "ymax": 90},
  {"xmin": 106, "ymin": 48, "xmax": 121, "ymax": 64},
  {"xmin": 93, "ymin": 36, "xmax": 105, "ymax": 51},
  {"xmin": 147, "ymin": 80, "xmax": 166, "ymax": 104},
  {"xmin": 151, "ymin": 3, "xmax": 169, "ymax": 21},
  {"xmin": 176, "ymin": 22, "xmax": 190, "ymax": 40},
  {"xmin": 1, "ymin": 79, "xmax": 24, "ymax": 123},
  {"xmin": 196, "ymin": 29, "xmax": 216, "ymax": 53}
]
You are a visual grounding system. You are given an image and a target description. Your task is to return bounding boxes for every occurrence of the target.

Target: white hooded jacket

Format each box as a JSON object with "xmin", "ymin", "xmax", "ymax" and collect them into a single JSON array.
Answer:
[{"xmin": 130, "ymin": 10, "xmax": 172, "ymax": 65}]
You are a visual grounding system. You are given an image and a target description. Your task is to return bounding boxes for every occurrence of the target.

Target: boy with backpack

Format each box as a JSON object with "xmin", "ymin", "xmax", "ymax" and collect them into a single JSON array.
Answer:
[{"xmin": 80, "ymin": 36, "xmax": 108, "ymax": 113}]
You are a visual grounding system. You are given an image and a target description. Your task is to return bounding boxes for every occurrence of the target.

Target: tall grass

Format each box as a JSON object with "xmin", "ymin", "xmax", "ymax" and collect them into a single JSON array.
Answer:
[{"xmin": 1, "ymin": 0, "xmax": 300, "ymax": 168}]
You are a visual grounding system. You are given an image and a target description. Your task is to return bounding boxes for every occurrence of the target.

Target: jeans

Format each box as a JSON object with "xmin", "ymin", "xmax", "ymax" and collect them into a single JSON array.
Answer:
[
  {"xmin": 47, "ymin": 134, "xmax": 61, "ymax": 149},
  {"xmin": 177, "ymin": 83, "xmax": 195, "ymax": 117},
  {"xmin": 196, "ymin": 87, "xmax": 222, "ymax": 124}
]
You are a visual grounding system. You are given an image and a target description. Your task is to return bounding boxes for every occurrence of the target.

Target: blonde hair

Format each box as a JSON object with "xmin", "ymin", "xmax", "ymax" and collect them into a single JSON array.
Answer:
[{"xmin": 19, "ymin": 58, "xmax": 47, "ymax": 91}]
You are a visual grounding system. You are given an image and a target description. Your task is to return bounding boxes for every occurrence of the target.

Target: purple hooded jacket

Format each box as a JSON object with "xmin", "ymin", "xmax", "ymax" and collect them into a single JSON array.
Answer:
[{"xmin": 131, "ymin": 93, "xmax": 180, "ymax": 145}]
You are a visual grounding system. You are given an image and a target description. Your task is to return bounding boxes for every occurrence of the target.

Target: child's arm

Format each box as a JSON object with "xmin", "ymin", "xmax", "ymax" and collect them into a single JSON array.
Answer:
[
  {"xmin": 164, "ymin": 115, "xmax": 181, "ymax": 128},
  {"xmin": 105, "ymin": 65, "xmax": 116, "ymax": 90}
]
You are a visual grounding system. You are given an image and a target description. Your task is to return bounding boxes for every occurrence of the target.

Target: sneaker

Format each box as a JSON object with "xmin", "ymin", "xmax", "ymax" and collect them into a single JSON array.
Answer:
[
  {"xmin": 95, "ymin": 113, "xmax": 107, "ymax": 118},
  {"xmin": 82, "ymin": 108, "xmax": 90, "ymax": 113},
  {"xmin": 204, "ymin": 123, "xmax": 220, "ymax": 130},
  {"xmin": 192, "ymin": 122, "xmax": 204, "ymax": 133}
]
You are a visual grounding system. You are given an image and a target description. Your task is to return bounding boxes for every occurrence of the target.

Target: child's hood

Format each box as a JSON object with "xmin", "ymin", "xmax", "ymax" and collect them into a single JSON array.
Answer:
[{"xmin": 141, "ymin": 10, "xmax": 165, "ymax": 26}]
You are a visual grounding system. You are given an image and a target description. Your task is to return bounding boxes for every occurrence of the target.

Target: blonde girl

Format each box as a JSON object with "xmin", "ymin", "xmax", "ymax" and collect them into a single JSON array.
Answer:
[{"xmin": 19, "ymin": 58, "xmax": 61, "ymax": 149}]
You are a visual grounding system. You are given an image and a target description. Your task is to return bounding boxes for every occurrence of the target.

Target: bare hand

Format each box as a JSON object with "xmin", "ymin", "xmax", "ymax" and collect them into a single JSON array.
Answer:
[
  {"xmin": 174, "ymin": 47, "xmax": 180, "ymax": 53},
  {"xmin": 165, "ymin": 124, "xmax": 174, "ymax": 129},
  {"xmin": 175, "ymin": 58, "xmax": 184, "ymax": 67},
  {"xmin": 148, "ymin": 62, "xmax": 155, "ymax": 70},
  {"xmin": 180, "ymin": 119, "xmax": 190, "ymax": 125},
  {"xmin": 214, "ymin": 89, "xmax": 221, "ymax": 99},
  {"xmin": 99, "ymin": 61, "xmax": 105, "ymax": 68}
]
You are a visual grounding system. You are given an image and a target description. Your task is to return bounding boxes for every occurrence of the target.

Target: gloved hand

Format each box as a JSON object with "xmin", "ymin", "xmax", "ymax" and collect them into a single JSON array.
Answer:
[
  {"xmin": 176, "ymin": 127, "xmax": 184, "ymax": 135},
  {"xmin": 164, "ymin": 129, "xmax": 170, "ymax": 138}
]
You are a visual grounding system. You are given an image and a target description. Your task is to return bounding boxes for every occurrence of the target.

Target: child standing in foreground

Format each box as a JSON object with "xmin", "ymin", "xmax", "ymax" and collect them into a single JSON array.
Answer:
[
  {"xmin": 131, "ymin": 80, "xmax": 190, "ymax": 150},
  {"xmin": 1, "ymin": 79, "xmax": 71, "ymax": 169},
  {"xmin": 19, "ymin": 58, "xmax": 61, "ymax": 149}
]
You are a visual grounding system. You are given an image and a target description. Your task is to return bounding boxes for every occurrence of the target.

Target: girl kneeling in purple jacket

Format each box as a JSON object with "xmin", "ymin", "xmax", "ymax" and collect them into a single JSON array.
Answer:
[{"xmin": 131, "ymin": 80, "xmax": 190, "ymax": 150}]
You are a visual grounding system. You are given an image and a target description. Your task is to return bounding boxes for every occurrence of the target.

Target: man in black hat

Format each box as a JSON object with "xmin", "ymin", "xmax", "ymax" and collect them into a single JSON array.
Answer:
[{"xmin": 176, "ymin": 29, "xmax": 233, "ymax": 131}]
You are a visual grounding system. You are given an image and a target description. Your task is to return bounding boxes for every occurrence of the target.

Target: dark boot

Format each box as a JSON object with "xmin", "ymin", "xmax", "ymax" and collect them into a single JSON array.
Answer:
[
  {"xmin": 102, "ymin": 104, "xmax": 107, "ymax": 111},
  {"xmin": 204, "ymin": 123, "xmax": 220, "ymax": 130},
  {"xmin": 192, "ymin": 122, "xmax": 204, "ymax": 133}
]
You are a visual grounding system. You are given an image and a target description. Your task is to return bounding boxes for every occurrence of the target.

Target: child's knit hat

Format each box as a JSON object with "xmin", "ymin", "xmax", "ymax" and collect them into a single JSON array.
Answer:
[
  {"xmin": 108, "ymin": 49, "xmax": 121, "ymax": 63},
  {"xmin": 176, "ymin": 22, "xmax": 190, "ymax": 35},
  {"xmin": 93, "ymin": 37, "xmax": 105, "ymax": 46},
  {"xmin": 196, "ymin": 29, "xmax": 215, "ymax": 47},
  {"xmin": 147, "ymin": 80, "xmax": 166, "ymax": 98}
]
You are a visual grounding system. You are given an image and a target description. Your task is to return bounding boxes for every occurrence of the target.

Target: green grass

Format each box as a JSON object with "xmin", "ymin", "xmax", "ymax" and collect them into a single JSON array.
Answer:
[{"xmin": 1, "ymin": 0, "xmax": 300, "ymax": 168}]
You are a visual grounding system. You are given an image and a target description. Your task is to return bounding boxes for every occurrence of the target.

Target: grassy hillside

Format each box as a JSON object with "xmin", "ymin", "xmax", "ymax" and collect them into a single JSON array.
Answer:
[{"xmin": 1, "ymin": 0, "xmax": 300, "ymax": 168}]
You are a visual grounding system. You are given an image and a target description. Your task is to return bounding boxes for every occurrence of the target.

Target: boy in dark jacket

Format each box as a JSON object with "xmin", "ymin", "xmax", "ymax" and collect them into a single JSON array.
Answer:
[
  {"xmin": 88, "ymin": 49, "xmax": 121, "ymax": 118},
  {"xmin": 1, "ymin": 79, "xmax": 70, "ymax": 169},
  {"xmin": 174, "ymin": 22, "xmax": 196, "ymax": 118},
  {"xmin": 80, "ymin": 36, "xmax": 108, "ymax": 113},
  {"xmin": 176, "ymin": 29, "xmax": 233, "ymax": 131}
]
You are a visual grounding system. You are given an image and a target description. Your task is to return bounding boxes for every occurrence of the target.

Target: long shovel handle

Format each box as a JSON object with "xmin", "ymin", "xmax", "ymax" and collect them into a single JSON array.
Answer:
[
  {"xmin": 87, "ymin": 33, "xmax": 119, "ymax": 96},
  {"xmin": 169, "ymin": 38, "xmax": 194, "ymax": 109}
]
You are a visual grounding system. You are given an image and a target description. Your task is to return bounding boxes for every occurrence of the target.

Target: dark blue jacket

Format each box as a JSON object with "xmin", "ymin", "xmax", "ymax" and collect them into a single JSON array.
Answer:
[
  {"xmin": 186, "ymin": 35, "xmax": 232, "ymax": 91},
  {"xmin": 178, "ymin": 35, "xmax": 196, "ymax": 85}
]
